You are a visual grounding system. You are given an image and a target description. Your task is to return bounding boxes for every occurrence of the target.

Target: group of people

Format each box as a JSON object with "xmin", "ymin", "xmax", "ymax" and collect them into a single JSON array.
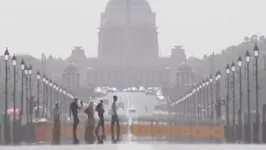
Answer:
[{"xmin": 57, "ymin": 95, "xmax": 121, "ymax": 144}]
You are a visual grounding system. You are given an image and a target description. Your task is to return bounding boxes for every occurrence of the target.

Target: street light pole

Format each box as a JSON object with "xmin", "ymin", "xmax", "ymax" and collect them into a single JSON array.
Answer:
[
  {"xmin": 237, "ymin": 56, "xmax": 243, "ymax": 141},
  {"xmin": 215, "ymin": 71, "xmax": 221, "ymax": 121},
  {"xmin": 209, "ymin": 76, "xmax": 214, "ymax": 121},
  {"xmin": 202, "ymin": 81, "xmax": 206, "ymax": 120},
  {"xmin": 42, "ymin": 75, "xmax": 46, "ymax": 117},
  {"xmin": 36, "ymin": 71, "xmax": 41, "ymax": 118},
  {"xmin": 253, "ymin": 44, "xmax": 259, "ymax": 143},
  {"xmin": 205, "ymin": 79, "xmax": 210, "ymax": 120},
  {"xmin": 24, "ymin": 66, "xmax": 29, "ymax": 124},
  {"xmin": 4, "ymin": 48, "xmax": 10, "ymax": 145},
  {"xmin": 225, "ymin": 64, "xmax": 230, "ymax": 143},
  {"xmin": 231, "ymin": 62, "xmax": 236, "ymax": 143},
  {"xmin": 44, "ymin": 79, "xmax": 48, "ymax": 118},
  {"xmin": 11, "ymin": 55, "xmax": 17, "ymax": 145},
  {"xmin": 245, "ymin": 50, "xmax": 251, "ymax": 143},
  {"xmin": 199, "ymin": 84, "xmax": 203, "ymax": 120},
  {"xmin": 19, "ymin": 59, "xmax": 25, "ymax": 143},
  {"xmin": 28, "ymin": 65, "xmax": 32, "ymax": 123},
  {"xmin": 49, "ymin": 80, "xmax": 53, "ymax": 118}
]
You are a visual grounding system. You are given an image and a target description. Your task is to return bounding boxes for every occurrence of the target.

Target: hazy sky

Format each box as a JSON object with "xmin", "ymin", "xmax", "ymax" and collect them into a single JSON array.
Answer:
[{"xmin": 0, "ymin": 0, "xmax": 266, "ymax": 59}]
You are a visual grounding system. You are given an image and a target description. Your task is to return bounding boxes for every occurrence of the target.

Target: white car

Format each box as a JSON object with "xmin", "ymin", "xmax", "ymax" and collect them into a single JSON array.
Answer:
[
  {"xmin": 139, "ymin": 86, "xmax": 145, "ymax": 92},
  {"xmin": 131, "ymin": 87, "xmax": 137, "ymax": 92},
  {"xmin": 157, "ymin": 95, "xmax": 165, "ymax": 101},
  {"xmin": 129, "ymin": 105, "xmax": 136, "ymax": 113}
]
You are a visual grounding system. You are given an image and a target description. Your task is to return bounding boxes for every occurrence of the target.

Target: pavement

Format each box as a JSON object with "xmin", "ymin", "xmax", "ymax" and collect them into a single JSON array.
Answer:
[{"xmin": 2, "ymin": 144, "xmax": 266, "ymax": 150}]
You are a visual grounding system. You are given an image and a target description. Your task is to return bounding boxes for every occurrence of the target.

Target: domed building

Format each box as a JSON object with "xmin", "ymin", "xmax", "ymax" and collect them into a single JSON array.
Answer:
[
  {"xmin": 65, "ymin": 0, "xmax": 191, "ymax": 88},
  {"xmin": 62, "ymin": 62, "xmax": 80, "ymax": 88},
  {"xmin": 176, "ymin": 63, "xmax": 196, "ymax": 86}
]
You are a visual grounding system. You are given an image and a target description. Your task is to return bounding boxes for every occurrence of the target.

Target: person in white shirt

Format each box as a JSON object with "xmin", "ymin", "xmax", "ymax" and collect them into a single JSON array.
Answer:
[{"xmin": 110, "ymin": 95, "xmax": 120, "ymax": 143}]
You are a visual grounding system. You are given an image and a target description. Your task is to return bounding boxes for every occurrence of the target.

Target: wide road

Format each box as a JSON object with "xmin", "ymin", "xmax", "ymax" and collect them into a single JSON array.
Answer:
[
  {"xmin": 96, "ymin": 92, "xmax": 159, "ymax": 117},
  {"xmin": 2, "ymin": 144, "xmax": 265, "ymax": 150}
]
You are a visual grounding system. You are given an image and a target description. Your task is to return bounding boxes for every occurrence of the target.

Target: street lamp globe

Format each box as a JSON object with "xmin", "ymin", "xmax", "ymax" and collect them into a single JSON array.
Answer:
[
  {"xmin": 209, "ymin": 76, "xmax": 213, "ymax": 83},
  {"xmin": 37, "ymin": 71, "xmax": 41, "ymax": 80},
  {"xmin": 59, "ymin": 88, "xmax": 62, "ymax": 93},
  {"xmin": 45, "ymin": 79, "xmax": 49, "ymax": 84},
  {"xmin": 24, "ymin": 66, "xmax": 28, "ymax": 75},
  {"xmin": 11, "ymin": 55, "xmax": 17, "ymax": 66},
  {"xmin": 206, "ymin": 79, "xmax": 209, "ymax": 85},
  {"xmin": 237, "ymin": 56, "xmax": 242, "ymax": 67},
  {"xmin": 202, "ymin": 81, "xmax": 206, "ymax": 87},
  {"xmin": 43, "ymin": 75, "xmax": 46, "ymax": 82},
  {"xmin": 28, "ymin": 65, "xmax": 32, "ymax": 75},
  {"xmin": 231, "ymin": 62, "xmax": 236, "ymax": 72},
  {"xmin": 245, "ymin": 50, "xmax": 251, "ymax": 63},
  {"xmin": 253, "ymin": 44, "xmax": 259, "ymax": 58},
  {"xmin": 50, "ymin": 80, "xmax": 53, "ymax": 87},
  {"xmin": 217, "ymin": 71, "xmax": 221, "ymax": 79},
  {"xmin": 4, "ymin": 48, "xmax": 10, "ymax": 61},
  {"xmin": 20, "ymin": 59, "xmax": 25, "ymax": 70},
  {"xmin": 226, "ymin": 64, "xmax": 230, "ymax": 74}
]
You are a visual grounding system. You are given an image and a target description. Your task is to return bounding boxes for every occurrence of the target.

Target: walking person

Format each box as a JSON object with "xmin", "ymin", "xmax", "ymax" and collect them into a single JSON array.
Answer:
[
  {"xmin": 111, "ymin": 95, "xmax": 120, "ymax": 143},
  {"xmin": 84, "ymin": 101, "xmax": 95, "ymax": 144},
  {"xmin": 52, "ymin": 102, "xmax": 60, "ymax": 145},
  {"xmin": 69, "ymin": 98, "xmax": 83, "ymax": 144},
  {"xmin": 95, "ymin": 100, "xmax": 105, "ymax": 143}
]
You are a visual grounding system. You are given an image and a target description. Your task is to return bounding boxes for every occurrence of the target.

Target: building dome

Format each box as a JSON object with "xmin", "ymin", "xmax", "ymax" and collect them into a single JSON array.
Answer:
[
  {"xmin": 177, "ymin": 63, "xmax": 193, "ymax": 72},
  {"xmin": 64, "ymin": 62, "xmax": 78, "ymax": 73},
  {"xmin": 102, "ymin": 0, "xmax": 154, "ymax": 27}
]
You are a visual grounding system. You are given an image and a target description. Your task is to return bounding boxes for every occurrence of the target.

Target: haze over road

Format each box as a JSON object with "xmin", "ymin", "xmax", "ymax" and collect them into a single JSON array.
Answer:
[{"xmin": 95, "ymin": 92, "xmax": 159, "ymax": 117}]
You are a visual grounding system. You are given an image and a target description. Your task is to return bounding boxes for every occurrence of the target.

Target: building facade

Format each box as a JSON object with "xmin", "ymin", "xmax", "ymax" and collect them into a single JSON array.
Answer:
[{"xmin": 63, "ymin": 0, "xmax": 189, "ymax": 88}]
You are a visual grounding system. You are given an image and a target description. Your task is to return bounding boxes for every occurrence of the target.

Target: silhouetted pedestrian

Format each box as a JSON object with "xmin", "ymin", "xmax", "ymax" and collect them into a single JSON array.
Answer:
[
  {"xmin": 111, "ymin": 95, "xmax": 120, "ymax": 143},
  {"xmin": 52, "ymin": 102, "xmax": 60, "ymax": 145},
  {"xmin": 95, "ymin": 100, "xmax": 105, "ymax": 143},
  {"xmin": 84, "ymin": 101, "xmax": 95, "ymax": 144},
  {"xmin": 69, "ymin": 98, "xmax": 83, "ymax": 144}
]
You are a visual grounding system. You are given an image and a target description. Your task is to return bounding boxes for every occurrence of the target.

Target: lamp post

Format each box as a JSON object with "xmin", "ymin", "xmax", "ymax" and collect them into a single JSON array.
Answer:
[
  {"xmin": 42, "ymin": 75, "xmax": 46, "ymax": 117},
  {"xmin": 202, "ymin": 81, "xmax": 206, "ymax": 120},
  {"xmin": 11, "ymin": 55, "xmax": 17, "ymax": 144},
  {"xmin": 49, "ymin": 80, "xmax": 53, "ymax": 118},
  {"xmin": 199, "ymin": 84, "xmax": 203, "ymax": 120},
  {"xmin": 215, "ymin": 71, "xmax": 221, "ymax": 120},
  {"xmin": 253, "ymin": 44, "xmax": 259, "ymax": 143},
  {"xmin": 231, "ymin": 62, "xmax": 236, "ymax": 143},
  {"xmin": 245, "ymin": 50, "xmax": 251, "ymax": 143},
  {"xmin": 192, "ymin": 88, "xmax": 196, "ymax": 119},
  {"xmin": 196, "ymin": 85, "xmax": 200, "ymax": 120},
  {"xmin": 45, "ymin": 79, "xmax": 49, "ymax": 118},
  {"xmin": 237, "ymin": 56, "xmax": 243, "ymax": 141},
  {"xmin": 59, "ymin": 88, "xmax": 62, "ymax": 109},
  {"xmin": 28, "ymin": 65, "xmax": 32, "ymax": 123},
  {"xmin": 24, "ymin": 66, "xmax": 29, "ymax": 124},
  {"xmin": 4, "ymin": 48, "xmax": 10, "ymax": 145},
  {"xmin": 205, "ymin": 79, "xmax": 210, "ymax": 120},
  {"xmin": 225, "ymin": 64, "xmax": 230, "ymax": 143},
  {"xmin": 36, "ymin": 71, "xmax": 41, "ymax": 118},
  {"xmin": 209, "ymin": 76, "xmax": 214, "ymax": 121},
  {"xmin": 63, "ymin": 90, "xmax": 66, "ymax": 119},
  {"xmin": 53, "ymin": 83, "xmax": 57, "ymax": 106},
  {"xmin": 19, "ymin": 59, "xmax": 25, "ymax": 139}
]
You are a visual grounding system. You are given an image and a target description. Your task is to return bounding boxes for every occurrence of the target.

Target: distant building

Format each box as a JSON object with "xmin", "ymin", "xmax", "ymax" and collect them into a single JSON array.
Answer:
[{"xmin": 63, "ymin": 0, "xmax": 189, "ymax": 89}]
